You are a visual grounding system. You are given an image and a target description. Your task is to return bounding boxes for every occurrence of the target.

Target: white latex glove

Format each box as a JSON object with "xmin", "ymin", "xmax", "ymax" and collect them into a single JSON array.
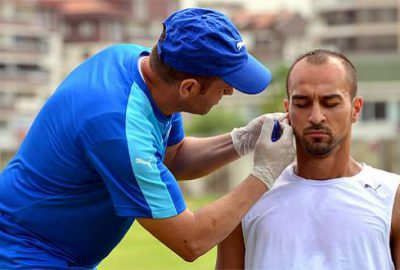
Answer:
[
  {"xmin": 231, "ymin": 113, "xmax": 286, "ymax": 156},
  {"xmin": 251, "ymin": 118, "xmax": 295, "ymax": 190}
]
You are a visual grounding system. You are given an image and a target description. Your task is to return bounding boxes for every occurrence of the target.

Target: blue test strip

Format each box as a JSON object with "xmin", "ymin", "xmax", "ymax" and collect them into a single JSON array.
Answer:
[{"xmin": 271, "ymin": 119, "xmax": 281, "ymax": 142}]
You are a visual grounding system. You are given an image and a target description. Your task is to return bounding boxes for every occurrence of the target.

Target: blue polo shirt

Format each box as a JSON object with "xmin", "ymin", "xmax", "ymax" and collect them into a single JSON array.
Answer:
[{"xmin": 0, "ymin": 44, "xmax": 186, "ymax": 269}]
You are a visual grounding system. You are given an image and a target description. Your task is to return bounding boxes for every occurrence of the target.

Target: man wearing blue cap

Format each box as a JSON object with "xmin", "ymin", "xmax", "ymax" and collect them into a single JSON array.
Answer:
[{"xmin": 0, "ymin": 8, "xmax": 294, "ymax": 269}]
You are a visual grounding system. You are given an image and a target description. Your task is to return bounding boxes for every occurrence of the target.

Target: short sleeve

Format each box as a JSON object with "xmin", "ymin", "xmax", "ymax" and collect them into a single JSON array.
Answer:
[
  {"xmin": 79, "ymin": 113, "xmax": 186, "ymax": 218},
  {"xmin": 167, "ymin": 113, "xmax": 185, "ymax": 146}
]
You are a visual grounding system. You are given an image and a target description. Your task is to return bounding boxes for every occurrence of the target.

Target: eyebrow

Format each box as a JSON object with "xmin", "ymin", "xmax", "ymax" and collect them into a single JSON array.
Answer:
[
  {"xmin": 291, "ymin": 95, "xmax": 308, "ymax": 100},
  {"xmin": 291, "ymin": 94, "xmax": 343, "ymax": 100},
  {"xmin": 321, "ymin": 94, "xmax": 343, "ymax": 100}
]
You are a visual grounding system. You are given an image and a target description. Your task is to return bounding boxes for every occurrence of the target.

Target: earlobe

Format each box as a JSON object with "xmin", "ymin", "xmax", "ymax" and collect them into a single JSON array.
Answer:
[
  {"xmin": 351, "ymin": 96, "xmax": 363, "ymax": 123},
  {"xmin": 179, "ymin": 79, "xmax": 201, "ymax": 99}
]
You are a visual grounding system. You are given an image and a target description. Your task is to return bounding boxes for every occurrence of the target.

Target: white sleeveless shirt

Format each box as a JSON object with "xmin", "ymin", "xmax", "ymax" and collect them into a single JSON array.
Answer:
[{"xmin": 243, "ymin": 164, "xmax": 400, "ymax": 270}]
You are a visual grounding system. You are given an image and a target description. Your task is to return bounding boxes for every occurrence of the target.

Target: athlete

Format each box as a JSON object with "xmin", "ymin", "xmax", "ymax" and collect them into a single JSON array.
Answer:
[
  {"xmin": 216, "ymin": 49, "xmax": 400, "ymax": 270},
  {"xmin": 0, "ymin": 8, "xmax": 295, "ymax": 269}
]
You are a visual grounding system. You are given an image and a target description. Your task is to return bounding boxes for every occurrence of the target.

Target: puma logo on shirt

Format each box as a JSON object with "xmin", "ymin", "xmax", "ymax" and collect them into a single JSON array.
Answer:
[{"xmin": 364, "ymin": 183, "xmax": 382, "ymax": 192}]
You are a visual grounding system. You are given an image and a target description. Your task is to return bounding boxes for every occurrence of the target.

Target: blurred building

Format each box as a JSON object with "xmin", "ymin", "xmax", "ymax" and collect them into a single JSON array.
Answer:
[
  {"xmin": 0, "ymin": 0, "xmax": 62, "ymax": 167},
  {"xmin": 232, "ymin": 11, "xmax": 308, "ymax": 63},
  {"xmin": 312, "ymin": 0, "xmax": 400, "ymax": 53},
  {"xmin": 40, "ymin": 0, "xmax": 130, "ymax": 74},
  {"xmin": 127, "ymin": 0, "xmax": 181, "ymax": 46},
  {"xmin": 182, "ymin": 0, "xmax": 244, "ymax": 15},
  {"xmin": 39, "ymin": 0, "xmax": 179, "ymax": 75}
]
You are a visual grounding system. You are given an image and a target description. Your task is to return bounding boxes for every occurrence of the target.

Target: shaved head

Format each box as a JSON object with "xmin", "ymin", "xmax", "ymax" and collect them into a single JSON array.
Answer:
[{"xmin": 286, "ymin": 49, "xmax": 357, "ymax": 99}]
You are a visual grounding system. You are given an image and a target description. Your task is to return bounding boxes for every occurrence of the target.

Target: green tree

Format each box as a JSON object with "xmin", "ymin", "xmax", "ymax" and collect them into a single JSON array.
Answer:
[
  {"xmin": 260, "ymin": 65, "xmax": 289, "ymax": 113},
  {"xmin": 184, "ymin": 108, "xmax": 246, "ymax": 136}
]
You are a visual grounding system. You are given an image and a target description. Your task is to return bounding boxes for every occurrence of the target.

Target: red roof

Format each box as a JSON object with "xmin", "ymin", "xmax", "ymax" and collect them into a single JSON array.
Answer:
[
  {"xmin": 232, "ymin": 10, "xmax": 295, "ymax": 30},
  {"xmin": 39, "ymin": 0, "xmax": 129, "ymax": 17}
]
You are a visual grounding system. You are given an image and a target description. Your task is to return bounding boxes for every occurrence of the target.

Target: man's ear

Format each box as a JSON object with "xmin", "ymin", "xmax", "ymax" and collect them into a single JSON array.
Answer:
[
  {"xmin": 178, "ymin": 78, "xmax": 201, "ymax": 99},
  {"xmin": 283, "ymin": 99, "xmax": 291, "ymax": 125},
  {"xmin": 351, "ymin": 96, "xmax": 363, "ymax": 123},
  {"xmin": 284, "ymin": 99, "xmax": 289, "ymax": 113}
]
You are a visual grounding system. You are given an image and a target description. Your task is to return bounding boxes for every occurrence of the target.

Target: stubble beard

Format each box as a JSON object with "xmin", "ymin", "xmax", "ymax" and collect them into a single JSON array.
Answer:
[{"xmin": 295, "ymin": 127, "xmax": 343, "ymax": 158}]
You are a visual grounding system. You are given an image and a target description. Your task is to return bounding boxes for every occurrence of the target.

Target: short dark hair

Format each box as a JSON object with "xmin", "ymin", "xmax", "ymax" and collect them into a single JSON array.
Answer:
[{"xmin": 286, "ymin": 49, "xmax": 357, "ymax": 99}]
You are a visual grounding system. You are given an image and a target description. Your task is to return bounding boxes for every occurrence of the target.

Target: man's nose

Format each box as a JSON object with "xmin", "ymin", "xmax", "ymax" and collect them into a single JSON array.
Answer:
[
  {"xmin": 224, "ymin": 87, "xmax": 234, "ymax": 96},
  {"xmin": 308, "ymin": 104, "xmax": 326, "ymax": 124}
]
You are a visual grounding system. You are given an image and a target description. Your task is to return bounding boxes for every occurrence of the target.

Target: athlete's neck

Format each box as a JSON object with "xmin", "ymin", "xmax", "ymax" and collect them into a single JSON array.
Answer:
[{"xmin": 294, "ymin": 139, "xmax": 362, "ymax": 180}]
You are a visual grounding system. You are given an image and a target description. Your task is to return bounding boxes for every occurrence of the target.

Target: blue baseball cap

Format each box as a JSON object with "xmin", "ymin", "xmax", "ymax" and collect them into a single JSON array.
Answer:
[{"xmin": 157, "ymin": 8, "xmax": 272, "ymax": 94}]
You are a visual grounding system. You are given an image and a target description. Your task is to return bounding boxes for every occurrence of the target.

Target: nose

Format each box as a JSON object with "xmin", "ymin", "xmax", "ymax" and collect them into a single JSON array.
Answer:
[
  {"xmin": 308, "ymin": 103, "xmax": 326, "ymax": 125},
  {"xmin": 224, "ymin": 87, "xmax": 234, "ymax": 96}
]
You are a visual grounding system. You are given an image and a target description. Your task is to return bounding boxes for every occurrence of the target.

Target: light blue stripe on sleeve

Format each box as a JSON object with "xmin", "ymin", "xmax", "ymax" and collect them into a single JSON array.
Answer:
[{"xmin": 125, "ymin": 83, "xmax": 177, "ymax": 218}]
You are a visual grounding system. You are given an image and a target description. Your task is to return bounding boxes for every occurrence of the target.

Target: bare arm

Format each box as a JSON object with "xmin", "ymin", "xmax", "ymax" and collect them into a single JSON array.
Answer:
[
  {"xmin": 391, "ymin": 185, "xmax": 400, "ymax": 268},
  {"xmin": 164, "ymin": 134, "xmax": 239, "ymax": 180},
  {"xmin": 139, "ymin": 118, "xmax": 295, "ymax": 262},
  {"xmin": 138, "ymin": 175, "xmax": 264, "ymax": 262},
  {"xmin": 216, "ymin": 224, "xmax": 245, "ymax": 270},
  {"xmin": 164, "ymin": 113, "xmax": 289, "ymax": 180}
]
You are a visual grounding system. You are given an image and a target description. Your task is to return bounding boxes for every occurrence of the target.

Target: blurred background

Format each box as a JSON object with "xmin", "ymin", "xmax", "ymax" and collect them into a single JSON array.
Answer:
[{"xmin": 0, "ymin": 0, "xmax": 400, "ymax": 268}]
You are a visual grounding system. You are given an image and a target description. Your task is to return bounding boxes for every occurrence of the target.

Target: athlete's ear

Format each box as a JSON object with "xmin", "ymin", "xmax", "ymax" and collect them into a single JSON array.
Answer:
[
  {"xmin": 351, "ymin": 96, "xmax": 363, "ymax": 123},
  {"xmin": 284, "ymin": 99, "xmax": 291, "ymax": 125},
  {"xmin": 284, "ymin": 99, "xmax": 289, "ymax": 113},
  {"xmin": 178, "ymin": 78, "xmax": 201, "ymax": 99}
]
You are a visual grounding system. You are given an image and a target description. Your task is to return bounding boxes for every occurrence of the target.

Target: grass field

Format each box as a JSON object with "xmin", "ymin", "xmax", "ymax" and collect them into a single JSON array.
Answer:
[{"xmin": 99, "ymin": 195, "xmax": 218, "ymax": 270}]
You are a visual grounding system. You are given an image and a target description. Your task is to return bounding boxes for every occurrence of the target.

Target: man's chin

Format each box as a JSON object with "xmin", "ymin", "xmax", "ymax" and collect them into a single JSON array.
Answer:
[
  {"xmin": 305, "ymin": 145, "xmax": 333, "ymax": 157},
  {"xmin": 184, "ymin": 106, "xmax": 212, "ymax": 115}
]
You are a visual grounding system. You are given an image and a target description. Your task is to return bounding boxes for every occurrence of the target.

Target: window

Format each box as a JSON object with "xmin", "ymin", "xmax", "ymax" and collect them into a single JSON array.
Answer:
[
  {"xmin": 78, "ymin": 22, "xmax": 95, "ymax": 38},
  {"xmin": 134, "ymin": 0, "xmax": 147, "ymax": 21},
  {"xmin": 356, "ymin": 36, "xmax": 397, "ymax": 52},
  {"xmin": 64, "ymin": 24, "xmax": 72, "ymax": 38},
  {"xmin": 323, "ymin": 10, "xmax": 356, "ymax": 25},
  {"xmin": 375, "ymin": 102, "xmax": 386, "ymax": 119},
  {"xmin": 377, "ymin": 8, "xmax": 397, "ymax": 22},
  {"xmin": 16, "ymin": 64, "xmax": 40, "ymax": 71},
  {"xmin": 361, "ymin": 101, "xmax": 387, "ymax": 121},
  {"xmin": 106, "ymin": 21, "xmax": 123, "ymax": 41}
]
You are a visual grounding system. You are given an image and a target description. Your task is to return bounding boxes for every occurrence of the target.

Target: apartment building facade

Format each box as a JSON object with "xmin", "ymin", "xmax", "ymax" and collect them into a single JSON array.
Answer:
[
  {"xmin": 0, "ymin": 0, "xmax": 62, "ymax": 168},
  {"xmin": 312, "ymin": 0, "xmax": 400, "ymax": 53}
]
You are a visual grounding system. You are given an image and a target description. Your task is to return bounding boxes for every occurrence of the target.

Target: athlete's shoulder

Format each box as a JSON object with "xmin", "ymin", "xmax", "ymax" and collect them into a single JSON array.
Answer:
[
  {"xmin": 365, "ymin": 164, "xmax": 400, "ymax": 179},
  {"xmin": 362, "ymin": 164, "xmax": 400, "ymax": 192}
]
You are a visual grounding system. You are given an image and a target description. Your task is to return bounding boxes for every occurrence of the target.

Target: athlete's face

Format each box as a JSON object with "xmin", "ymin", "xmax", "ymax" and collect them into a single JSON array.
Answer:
[{"xmin": 284, "ymin": 58, "xmax": 362, "ymax": 158}]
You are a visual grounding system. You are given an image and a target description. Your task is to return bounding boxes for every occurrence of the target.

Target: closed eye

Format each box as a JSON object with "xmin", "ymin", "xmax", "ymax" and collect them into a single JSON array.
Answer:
[
  {"xmin": 292, "ymin": 96, "xmax": 310, "ymax": 108},
  {"xmin": 324, "ymin": 101, "xmax": 340, "ymax": 107},
  {"xmin": 293, "ymin": 101, "xmax": 309, "ymax": 108},
  {"xmin": 322, "ymin": 96, "xmax": 342, "ymax": 108}
]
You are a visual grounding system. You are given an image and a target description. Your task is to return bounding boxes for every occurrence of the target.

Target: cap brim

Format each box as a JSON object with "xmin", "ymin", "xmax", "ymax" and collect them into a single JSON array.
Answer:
[{"xmin": 222, "ymin": 54, "xmax": 272, "ymax": 95}]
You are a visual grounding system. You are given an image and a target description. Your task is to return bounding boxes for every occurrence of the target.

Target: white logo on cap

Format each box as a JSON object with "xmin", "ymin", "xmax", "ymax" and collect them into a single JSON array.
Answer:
[{"xmin": 237, "ymin": 41, "xmax": 246, "ymax": 50}]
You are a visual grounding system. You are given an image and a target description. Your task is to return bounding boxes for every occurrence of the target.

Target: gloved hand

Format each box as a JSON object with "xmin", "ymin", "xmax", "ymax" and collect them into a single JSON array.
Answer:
[
  {"xmin": 250, "ymin": 117, "xmax": 295, "ymax": 190},
  {"xmin": 231, "ymin": 113, "xmax": 286, "ymax": 156}
]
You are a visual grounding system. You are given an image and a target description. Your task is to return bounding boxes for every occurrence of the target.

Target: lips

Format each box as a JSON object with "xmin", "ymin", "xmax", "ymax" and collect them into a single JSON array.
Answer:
[
  {"xmin": 304, "ymin": 128, "xmax": 331, "ymax": 140},
  {"xmin": 306, "ymin": 131, "xmax": 328, "ymax": 135}
]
